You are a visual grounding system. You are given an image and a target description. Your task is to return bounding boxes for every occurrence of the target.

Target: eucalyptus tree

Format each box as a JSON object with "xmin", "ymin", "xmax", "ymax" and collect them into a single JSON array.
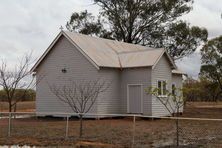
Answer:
[
  {"xmin": 67, "ymin": 0, "xmax": 208, "ymax": 60},
  {"xmin": 200, "ymin": 36, "xmax": 222, "ymax": 99}
]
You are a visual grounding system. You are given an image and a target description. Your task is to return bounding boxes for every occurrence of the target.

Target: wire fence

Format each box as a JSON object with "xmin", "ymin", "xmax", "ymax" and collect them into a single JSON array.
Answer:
[{"xmin": 1, "ymin": 112, "xmax": 222, "ymax": 147}]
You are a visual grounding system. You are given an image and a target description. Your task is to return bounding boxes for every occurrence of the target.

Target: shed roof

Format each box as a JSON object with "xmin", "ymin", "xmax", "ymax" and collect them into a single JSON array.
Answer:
[{"xmin": 31, "ymin": 31, "xmax": 177, "ymax": 71}]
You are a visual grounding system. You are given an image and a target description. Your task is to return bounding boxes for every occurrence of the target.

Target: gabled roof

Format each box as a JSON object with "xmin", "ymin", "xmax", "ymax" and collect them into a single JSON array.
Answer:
[{"xmin": 31, "ymin": 31, "xmax": 177, "ymax": 72}]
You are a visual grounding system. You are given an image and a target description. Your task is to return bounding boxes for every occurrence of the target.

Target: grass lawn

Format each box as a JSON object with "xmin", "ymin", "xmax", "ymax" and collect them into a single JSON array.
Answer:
[{"xmin": 0, "ymin": 102, "xmax": 222, "ymax": 147}]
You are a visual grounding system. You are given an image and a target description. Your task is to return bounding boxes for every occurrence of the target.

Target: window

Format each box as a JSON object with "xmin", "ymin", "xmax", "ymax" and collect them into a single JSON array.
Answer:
[
  {"xmin": 172, "ymin": 84, "xmax": 176, "ymax": 95},
  {"xmin": 157, "ymin": 80, "xmax": 167, "ymax": 96},
  {"xmin": 158, "ymin": 81, "xmax": 162, "ymax": 95}
]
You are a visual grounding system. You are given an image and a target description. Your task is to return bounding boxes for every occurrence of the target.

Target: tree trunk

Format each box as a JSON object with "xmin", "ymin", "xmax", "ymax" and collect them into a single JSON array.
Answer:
[
  {"xmin": 14, "ymin": 103, "xmax": 17, "ymax": 112},
  {"xmin": 79, "ymin": 114, "xmax": 83, "ymax": 138},
  {"xmin": 8, "ymin": 102, "xmax": 12, "ymax": 112},
  {"xmin": 13, "ymin": 103, "xmax": 17, "ymax": 119},
  {"xmin": 215, "ymin": 91, "xmax": 222, "ymax": 102}
]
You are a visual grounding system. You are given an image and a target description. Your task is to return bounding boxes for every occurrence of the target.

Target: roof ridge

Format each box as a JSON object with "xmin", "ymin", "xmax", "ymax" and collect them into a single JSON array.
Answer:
[
  {"xmin": 64, "ymin": 30, "xmax": 148, "ymax": 48},
  {"xmin": 118, "ymin": 48, "xmax": 163, "ymax": 55}
]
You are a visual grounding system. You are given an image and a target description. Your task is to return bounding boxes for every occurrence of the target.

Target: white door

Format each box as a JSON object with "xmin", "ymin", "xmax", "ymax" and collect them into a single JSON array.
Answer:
[{"xmin": 127, "ymin": 84, "xmax": 143, "ymax": 114}]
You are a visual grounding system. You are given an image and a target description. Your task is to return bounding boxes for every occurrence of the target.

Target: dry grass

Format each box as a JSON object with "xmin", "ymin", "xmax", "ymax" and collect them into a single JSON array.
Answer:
[
  {"xmin": 1, "ymin": 101, "xmax": 222, "ymax": 147},
  {"xmin": 186, "ymin": 101, "xmax": 222, "ymax": 108},
  {"xmin": 0, "ymin": 101, "xmax": 35, "ymax": 112},
  {"xmin": 183, "ymin": 101, "xmax": 222, "ymax": 118}
]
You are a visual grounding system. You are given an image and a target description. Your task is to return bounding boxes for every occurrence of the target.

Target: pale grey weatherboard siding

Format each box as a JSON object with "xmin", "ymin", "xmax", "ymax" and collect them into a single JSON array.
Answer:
[
  {"xmin": 172, "ymin": 74, "xmax": 182, "ymax": 90},
  {"xmin": 36, "ymin": 35, "xmax": 121, "ymax": 116},
  {"xmin": 172, "ymin": 74, "xmax": 183, "ymax": 113},
  {"xmin": 151, "ymin": 54, "xmax": 172, "ymax": 116},
  {"xmin": 121, "ymin": 68, "xmax": 152, "ymax": 115},
  {"xmin": 128, "ymin": 85, "xmax": 142, "ymax": 113}
]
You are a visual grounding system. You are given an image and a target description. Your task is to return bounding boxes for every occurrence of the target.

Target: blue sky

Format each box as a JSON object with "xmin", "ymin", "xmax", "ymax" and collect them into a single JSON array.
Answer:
[{"xmin": 0, "ymin": 0, "xmax": 221, "ymax": 78}]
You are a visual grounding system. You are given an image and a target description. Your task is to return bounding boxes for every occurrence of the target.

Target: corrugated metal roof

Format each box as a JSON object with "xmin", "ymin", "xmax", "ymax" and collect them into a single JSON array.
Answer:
[
  {"xmin": 119, "ymin": 49, "xmax": 164, "ymax": 68},
  {"xmin": 64, "ymin": 31, "xmax": 167, "ymax": 68},
  {"xmin": 65, "ymin": 31, "xmax": 120, "ymax": 67},
  {"xmin": 31, "ymin": 31, "xmax": 177, "ymax": 72}
]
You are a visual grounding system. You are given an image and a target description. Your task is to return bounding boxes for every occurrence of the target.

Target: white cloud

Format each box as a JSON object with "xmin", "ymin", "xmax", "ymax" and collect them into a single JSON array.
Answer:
[
  {"xmin": 0, "ymin": 0, "xmax": 99, "ymax": 66},
  {"xmin": 182, "ymin": 0, "xmax": 222, "ymax": 38},
  {"xmin": 176, "ymin": 53, "xmax": 201, "ymax": 79}
]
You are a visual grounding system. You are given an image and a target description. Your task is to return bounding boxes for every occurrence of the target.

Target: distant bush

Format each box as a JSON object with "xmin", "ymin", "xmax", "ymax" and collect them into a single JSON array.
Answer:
[
  {"xmin": 0, "ymin": 89, "xmax": 36, "ymax": 102},
  {"xmin": 183, "ymin": 77, "xmax": 222, "ymax": 102}
]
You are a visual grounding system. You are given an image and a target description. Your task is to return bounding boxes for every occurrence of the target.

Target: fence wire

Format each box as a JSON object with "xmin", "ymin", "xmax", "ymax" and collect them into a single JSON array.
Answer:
[{"xmin": 1, "ymin": 112, "xmax": 222, "ymax": 147}]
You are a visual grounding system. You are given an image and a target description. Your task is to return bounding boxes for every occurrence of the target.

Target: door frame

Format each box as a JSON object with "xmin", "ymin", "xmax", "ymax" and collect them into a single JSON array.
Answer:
[{"xmin": 127, "ymin": 84, "xmax": 143, "ymax": 114}]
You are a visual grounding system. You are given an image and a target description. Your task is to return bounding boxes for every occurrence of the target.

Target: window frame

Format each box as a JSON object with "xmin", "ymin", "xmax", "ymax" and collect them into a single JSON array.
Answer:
[
  {"xmin": 157, "ymin": 80, "xmax": 167, "ymax": 97},
  {"xmin": 172, "ymin": 83, "xmax": 176, "ymax": 96}
]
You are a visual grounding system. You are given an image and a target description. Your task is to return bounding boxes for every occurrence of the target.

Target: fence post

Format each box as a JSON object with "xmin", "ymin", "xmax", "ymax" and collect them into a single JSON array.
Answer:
[
  {"xmin": 8, "ymin": 112, "xmax": 11, "ymax": 137},
  {"xmin": 132, "ymin": 115, "xmax": 136, "ymax": 148},
  {"xmin": 176, "ymin": 107, "xmax": 179, "ymax": 147},
  {"xmin": 110, "ymin": 116, "xmax": 113, "ymax": 145},
  {"xmin": 65, "ymin": 116, "xmax": 69, "ymax": 139},
  {"xmin": 176, "ymin": 118, "xmax": 179, "ymax": 146}
]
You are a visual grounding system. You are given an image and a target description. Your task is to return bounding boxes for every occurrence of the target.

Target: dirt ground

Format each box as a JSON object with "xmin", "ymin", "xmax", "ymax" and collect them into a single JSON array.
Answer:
[{"xmin": 0, "ymin": 102, "xmax": 222, "ymax": 147}]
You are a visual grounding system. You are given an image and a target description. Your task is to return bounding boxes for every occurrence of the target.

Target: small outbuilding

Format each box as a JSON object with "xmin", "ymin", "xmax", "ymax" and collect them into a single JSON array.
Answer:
[{"xmin": 31, "ymin": 31, "xmax": 184, "ymax": 117}]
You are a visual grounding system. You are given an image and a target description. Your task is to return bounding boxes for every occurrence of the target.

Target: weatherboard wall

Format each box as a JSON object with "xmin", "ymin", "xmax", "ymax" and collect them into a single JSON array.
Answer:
[
  {"xmin": 151, "ymin": 54, "xmax": 173, "ymax": 116},
  {"xmin": 121, "ymin": 67, "xmax": 151, "ymax": 115},
  {"xmin": 120, "ymin": 68, "xmax": 152, "ymax": 115},
  {"xmin": 172, "ymin": 74, "xmax": 183, "ymax": 113},
  {"xmin": 36, "ymin": 35, "xmax": 121, "ymax": 116}
]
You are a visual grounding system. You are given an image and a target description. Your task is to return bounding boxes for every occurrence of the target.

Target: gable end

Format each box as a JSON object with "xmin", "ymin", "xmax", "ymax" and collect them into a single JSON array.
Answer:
[
  {"xmin": 152, "ymin": 51, "xmax": 177, "ymax": 70},
  {"xmin": 31, "ymin": 31, "xmax": 99, "ymax": 72}
]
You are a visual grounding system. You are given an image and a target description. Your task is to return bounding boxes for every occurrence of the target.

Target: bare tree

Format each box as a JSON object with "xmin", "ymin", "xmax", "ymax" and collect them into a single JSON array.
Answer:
[
  {"xmin": 0, "ymin": 53, "xmax": 37, "ymax": 112},
  {"xmin": 146, "ymin": 85, "xmax": 185, "ymax": 146},
  {"xmin": 48, "ymin": 79, "xmax": 109, "ymax": 138}
]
